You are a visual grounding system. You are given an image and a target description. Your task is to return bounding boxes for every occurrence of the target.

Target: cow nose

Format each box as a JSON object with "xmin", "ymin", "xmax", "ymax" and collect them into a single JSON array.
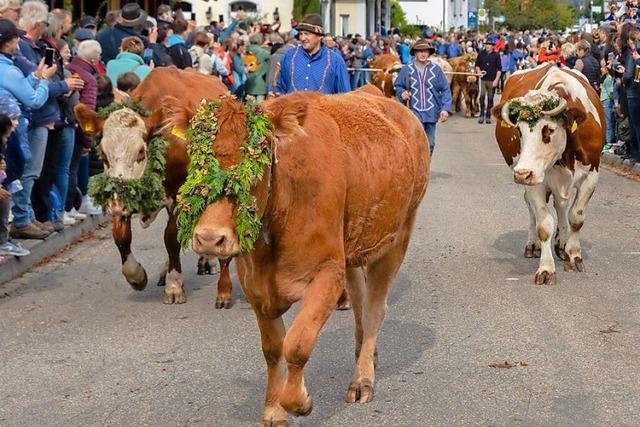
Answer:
[
  {"xmin": 195, "ymin": 229, "xmax": 227, "ymax": 249},
  {"xmin": 514, "ymin": 169, "xmax": 534, "ymax": 184}
]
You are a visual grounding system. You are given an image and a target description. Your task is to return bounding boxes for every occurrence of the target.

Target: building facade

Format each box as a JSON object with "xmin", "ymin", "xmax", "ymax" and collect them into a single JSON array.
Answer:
[{"xmin": 399, "ymin": 0, "xmax": 468, "ymax": 31}]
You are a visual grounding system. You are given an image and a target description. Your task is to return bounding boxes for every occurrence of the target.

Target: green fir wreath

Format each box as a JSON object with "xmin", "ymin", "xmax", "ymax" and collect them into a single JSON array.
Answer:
[
  {"xmin": 97, "ymin": 98, "xmax": 150, "ymax": 120},
  {"xmin": 508, "ymin": 93, "xmax": 562, "ymax": 130},
  {"xmin": 175, "ymin": 99, "xmax": 272, "ymax": 252},
  {"xmin": 87, "ymin": 135, "xmax": 169, "ymax": 214}
]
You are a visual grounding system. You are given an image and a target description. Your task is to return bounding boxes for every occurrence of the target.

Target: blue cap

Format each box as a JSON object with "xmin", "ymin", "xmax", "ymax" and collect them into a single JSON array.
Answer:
[
  {"xmin": 74, "ymin": 28, "xmax": 95, "ymax": 42},
  {"xmin": 0, "ymin": 97, "xmax": 20, "ymax": 118}
]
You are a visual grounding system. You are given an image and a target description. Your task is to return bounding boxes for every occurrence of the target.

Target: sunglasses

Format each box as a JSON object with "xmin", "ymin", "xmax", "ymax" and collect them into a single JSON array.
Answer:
[{"xmin": 9, "ymin": 7, "xmax": 20, "ymax": 13}]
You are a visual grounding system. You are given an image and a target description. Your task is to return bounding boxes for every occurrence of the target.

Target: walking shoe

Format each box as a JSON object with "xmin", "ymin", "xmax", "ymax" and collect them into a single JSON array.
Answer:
[
  {"xmin": 0, "ymin": 240, "xmax": 30, "ymax": 257},
  {"xmin": 42, "ymin": 220, "xmax": 64, "ymax": 232},
  {"xmin": 68, "ymin": 208, "xmax": 87, "ymax": 220},
  {"xmin": 478, "ymin": 116, "xmax": 485, "ymax": 124},
  {"xmin": 486, "ymin": 117, "xmax": 492, "ymax": 124},
  {"xmin": 62, "ymin": 212, "xmax": 76, "ymax": 225},
  {"xmin": 78, "ymin": 195, "xmax": 103, "ymax": 215},
  {"xmin": 9, "ymin": 223, "xmax": 50, "ymax": 239},
  {"xmin": 33, "ymin": 220, "xmax": 54, "ymax": 234}
]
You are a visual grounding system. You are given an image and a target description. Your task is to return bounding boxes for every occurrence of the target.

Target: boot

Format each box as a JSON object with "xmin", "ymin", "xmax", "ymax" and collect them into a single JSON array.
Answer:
[{"xmin": 10, "ymin": 223, "xmax": 50, "ymax": 239}]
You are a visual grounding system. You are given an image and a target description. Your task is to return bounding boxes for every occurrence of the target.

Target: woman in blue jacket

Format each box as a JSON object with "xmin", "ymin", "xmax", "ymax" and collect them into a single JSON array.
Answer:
[{"xmin": 0, "ymin": 18, "xmax": 56, "ymax": 239}]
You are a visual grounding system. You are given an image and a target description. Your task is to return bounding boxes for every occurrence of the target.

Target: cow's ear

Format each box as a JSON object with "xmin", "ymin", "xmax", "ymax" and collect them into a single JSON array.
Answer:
[
  {"xmin": 564, "ymin": 106, "xmax": 587, "ymax": 128},
  {"xmin": 75, "ymin": 104, "xmax": 104, "ymax": 135},
  {"xmin": 161, "ymin": 96, "xmax": 194, "ymax": 140},
  {"xmin": 265, "ymin": 97, "xmax": 308, "ymax": 141},
  {"xmin": 491, "ymin": 101, "xmax": 505, "ymax": 120}
]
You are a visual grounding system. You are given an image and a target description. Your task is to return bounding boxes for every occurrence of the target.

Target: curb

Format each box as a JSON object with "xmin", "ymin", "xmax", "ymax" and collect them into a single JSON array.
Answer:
[
  {"xmin": 0, "ymin": 215, "xmax": 109, "ymax": 285},
  {"xmin": 601, "ymin": 152, "xmax": 640, "ymax": 176}
]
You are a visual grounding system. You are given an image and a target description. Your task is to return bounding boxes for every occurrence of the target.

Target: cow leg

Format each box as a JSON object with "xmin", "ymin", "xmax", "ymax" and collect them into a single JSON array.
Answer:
[
  {"xmin": 452, "ymin": 84, "xmax": 461, "ymax": 113},
  {"xmin": 552, "ymin": 194, "xmax": 570, "ymax": 262},
  {"xmin": 463, "ymin": 88, "xmax": 472, "ymax": 117},
  {"xmin": 163, "ymin": 211, "xmax": 186, "ymax": 304},
  {"xmin": 347, "ymin": 212, "xmax": 415, "ymax": 404},
  {"xmin": 564, "ymin": 170, "xmax": 598, "ymax": 272},
  {"xmin": 256, "ymin": 314, "xmax": 288, "ymax": 427},
  {"xmin": 336, "ymin": 288, "xmax": 351, "ymax": 310},
  {"xmin": 525, "ymin": 186, "xmax": 556, "ymax": 285},
  {"xmin": 279, "ymin": 263, "xmax": 345, "ymax": 417},
  {"xmin": 114, "ymin": 216, "xmax": 148, "ymax": 290},
  {"xmin": 523, "ymin": 192, "xmax": 541, "ymax": 258},
  {"xmin": 215, "ymin": 258, "xmax": 233, "ymax": 309},
  {"xmin": 346, "ymin": 268, "xmax": 365, "ymax": 360}
]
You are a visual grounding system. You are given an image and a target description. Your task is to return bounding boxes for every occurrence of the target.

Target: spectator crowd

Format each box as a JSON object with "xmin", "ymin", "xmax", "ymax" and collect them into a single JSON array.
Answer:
[{"xmin": 0, "ymin": 0, "xmax": 639, "ymax": 259}]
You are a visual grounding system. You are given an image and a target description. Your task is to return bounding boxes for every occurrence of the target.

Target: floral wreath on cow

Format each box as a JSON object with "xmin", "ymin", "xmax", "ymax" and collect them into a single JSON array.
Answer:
[
  {"xmin": 175, "ymin": 98, "xmax": 272, "ymax": 252},
  {"xmin": 87, "ymin": 99, "xmax": 169, "ymax": 215},
  {"xmin": 502, "ymin": 92, "xmax": 566, "ymax": 131}
]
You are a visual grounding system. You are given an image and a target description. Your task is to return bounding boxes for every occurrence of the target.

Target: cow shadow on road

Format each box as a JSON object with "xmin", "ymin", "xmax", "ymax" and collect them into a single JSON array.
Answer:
[
  {"xmin": 225, "ymin": 277, "xmax": 432, "ymax": 425},
  {"xmin": 492, "ymin": 229, "xmax": 593, "ymax": 276}
]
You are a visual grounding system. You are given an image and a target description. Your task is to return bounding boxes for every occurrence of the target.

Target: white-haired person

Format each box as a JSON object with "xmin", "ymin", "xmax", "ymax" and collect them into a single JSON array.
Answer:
[
  {"xmin": 0, "ymin": 0, "xmax": 21, "ymax": 23},
  {"xmin": 66, "ymin": 40, "xmax": 102, "ymax": 216}
]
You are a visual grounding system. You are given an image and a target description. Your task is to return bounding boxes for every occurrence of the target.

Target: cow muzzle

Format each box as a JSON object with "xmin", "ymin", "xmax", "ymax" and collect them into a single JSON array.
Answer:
[
  {"xmin": 192, "ymin": 227, "xmax": 240, "ymax": 258},
  {"xmin": 107, "ymin": 199, "xmax": 130, "ymax": 217},
  {"xmin": 513, "ymin": 168, "xmax": 541, "ymax": 185}
]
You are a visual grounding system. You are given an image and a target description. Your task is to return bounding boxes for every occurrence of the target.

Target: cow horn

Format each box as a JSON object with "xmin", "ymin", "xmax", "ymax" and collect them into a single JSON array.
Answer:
[
  {"xmin": 542, "ymin": 97, "xmax": 567, "ymax": 116},
  {"xmin": 501, "ymin": 101, "xmax": 517, "ymax": 127}
]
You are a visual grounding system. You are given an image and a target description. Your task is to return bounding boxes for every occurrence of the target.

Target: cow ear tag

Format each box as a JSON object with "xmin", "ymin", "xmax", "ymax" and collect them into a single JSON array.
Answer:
[
  {"xmin": 570, "ymin": 121, "xmax": 578, "ymax": 134},
  {"xmin": 172, "ymin": 127, "xmax": 187, "ymax": 140},
  {"xmin": 85, "ymin": 123, "xmax": 94, "ymax": 133}
]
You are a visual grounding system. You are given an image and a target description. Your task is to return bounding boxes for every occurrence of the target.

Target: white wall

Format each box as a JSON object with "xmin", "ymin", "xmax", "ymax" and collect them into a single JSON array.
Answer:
[
  {"xmin": 399, "ymin": 0, "xmax": 468, "ymax": 30},
  {"xmin": 334, "ymin": 0, "xmax": 367, "ymax": 36}
]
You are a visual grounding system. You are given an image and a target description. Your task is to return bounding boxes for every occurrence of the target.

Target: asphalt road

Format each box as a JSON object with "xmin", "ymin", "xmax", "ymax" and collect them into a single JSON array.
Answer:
[{"xmin": 1, "ymin": 114, "xmax": 639, "ymax": 427}]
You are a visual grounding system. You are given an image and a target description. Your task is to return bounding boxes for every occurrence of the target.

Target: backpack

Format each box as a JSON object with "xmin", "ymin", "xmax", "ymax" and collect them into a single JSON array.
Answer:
[{"xmin": 168, "ymin": 44, "xmax": 193, "ymax": 69}]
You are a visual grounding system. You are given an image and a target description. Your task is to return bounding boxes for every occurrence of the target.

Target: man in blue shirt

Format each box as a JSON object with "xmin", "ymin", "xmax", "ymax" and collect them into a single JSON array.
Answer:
[
  {"xmin": 273, "ymin": 14, "xmax": 350, "ymax": 95},
  {"xmin": 395, "ymin": 39, "xmax": 452, "ymax": 155}
]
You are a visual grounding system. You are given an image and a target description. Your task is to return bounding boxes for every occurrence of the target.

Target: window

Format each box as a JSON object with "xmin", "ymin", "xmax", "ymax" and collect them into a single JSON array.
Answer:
[{"xmin": 340, "ymin": 15, "xmax": 349, "ymax": 37}]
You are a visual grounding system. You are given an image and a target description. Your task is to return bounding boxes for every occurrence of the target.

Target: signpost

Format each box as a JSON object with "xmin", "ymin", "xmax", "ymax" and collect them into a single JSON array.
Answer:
[
  {"xmin": 468, "ymin": 11, "xmax": 478, "ymax": 30},
  {"xmin": 478, "ymin": 8, "xmax": 487, "ymax": 24}
]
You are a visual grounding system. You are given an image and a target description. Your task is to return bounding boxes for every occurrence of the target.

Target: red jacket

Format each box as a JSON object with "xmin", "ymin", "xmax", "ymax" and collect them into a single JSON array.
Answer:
[{"xmin": 67, "ymin": 58, "xmax": 98, "ymax": 148}]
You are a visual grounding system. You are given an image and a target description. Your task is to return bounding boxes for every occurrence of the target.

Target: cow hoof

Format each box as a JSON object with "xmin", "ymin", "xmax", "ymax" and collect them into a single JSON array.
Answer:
[
  {"xmin": 336, "ymin": 292, "xmax": 352, "ymax": 310},
  {"xmin": 157, "ymin": 274, "xmax": 166, "ymax": 287},
  {"xmin": 280, "ymin": 393, "xmax": 313, "ymax": 417},
  {"xmin": 534, "ymin": 270, "xmax": 556, "ymax": 286},
  {"xmin": 524, "ymin": 242, "xmax": 541, "ymax": 258},
  {"xmin": 554, "ymin": 242, "xmax": 568, "ymax": 261},
  {"xmin": 260, "ymin": 419, "xmax": 288, "ymax": 427},
  {"xmin": 127, "ymin": 270, "xmax": 148, "ymax": 291},
  {"xmin": 164, "ymin": 289, "xmax": 186, "ymax": 304},
  {"xmin": 214, "ymin": 295, "xmax": 233, "ymax": 309},
  {"xmin": 197, "ymin": 257, "xmax": 216, "ymax": 275},
  {"xmin": 346, "ymin": 378, "xmax": 374, "ymax": 403},
  {"xmin": 563, "ymin": 257, "xmax": 585, "ymax": 273}
]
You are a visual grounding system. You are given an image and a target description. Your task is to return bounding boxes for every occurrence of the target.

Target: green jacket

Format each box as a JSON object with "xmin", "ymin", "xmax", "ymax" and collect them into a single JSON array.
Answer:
[{"xmin": 245, "ymin": 44, "xmax": 271, "ymax": 96}]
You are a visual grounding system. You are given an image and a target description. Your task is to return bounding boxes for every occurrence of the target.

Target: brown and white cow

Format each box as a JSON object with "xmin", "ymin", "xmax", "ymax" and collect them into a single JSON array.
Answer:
[
  {"xmin": 369, "ymin": 53, "xmax": 404, "ymax": 97},
  {"xmin": 449, "ymin": 52, "xmax": 479, "ymax": 117},
  {"xmin": 75, "ymin": 67, "xmax": 235, "ymax": 307},
  {"xmin": 165, "ymin": 86, "xmax": 429, "ymax": 425},
  {"xmin": 492, "ymin": 63, "xmax": 605, "ymax": 285}
]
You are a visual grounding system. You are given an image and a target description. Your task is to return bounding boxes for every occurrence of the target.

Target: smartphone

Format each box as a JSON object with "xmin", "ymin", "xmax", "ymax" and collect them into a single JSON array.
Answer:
[{"xmin": 44, "ymin": 48, "xmax": 56, "ymax": 67}]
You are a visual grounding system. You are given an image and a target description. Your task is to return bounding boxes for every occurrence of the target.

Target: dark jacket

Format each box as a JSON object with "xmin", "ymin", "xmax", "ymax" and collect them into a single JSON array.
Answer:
[
  {"xmin": 67, "ymin": 58, "xmax": 99, "ymax": 149},
  {"xmin": 18, "ymin": 36, "xmax": 69, "ymax": 128},
  {"xmin": 579, "ymin": 53, "xmax": 600, "ymax": 85},
  {"xmin": 477, "ymin": 49, "xmax": 502, "ymax": 81},
  {"xmin": 96, "ymin": 24, "xmax": 147, "ymax": 63},
  {"xmin": 622, "ymin": 48, "xmax": 640, "ymax": 99},
  {"xmin": 167, "ymin": 35, "xmax": 192, "ymax": 69}
]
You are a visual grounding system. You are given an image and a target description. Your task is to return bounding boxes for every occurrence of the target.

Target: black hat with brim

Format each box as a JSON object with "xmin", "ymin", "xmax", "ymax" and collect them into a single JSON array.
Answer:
[
  {"xmin": 297, "ymin": 14, "xmax": 324, "ymax": 35},
  {"xmin": 410, "ymin": 38, "xmax": 436, "ymax": 55},
  {"xmin": 118, "ymin": 3, "xmax": 148, "ymax": 28}
]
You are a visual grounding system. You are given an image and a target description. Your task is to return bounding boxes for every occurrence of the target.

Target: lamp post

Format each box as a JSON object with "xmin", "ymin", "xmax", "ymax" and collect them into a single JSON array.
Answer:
[{"xmin": 443, "ymin": 0, "xmax": 446, "ymax": 32}]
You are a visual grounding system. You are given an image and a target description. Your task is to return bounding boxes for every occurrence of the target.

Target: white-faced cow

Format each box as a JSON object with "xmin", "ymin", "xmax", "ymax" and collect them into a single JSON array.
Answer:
[
  {"xmin": 165, "ymin": 86, "xmax": 429, "ymax": 425},
  {"xmin": 75, "ymin": 67, "xmax": 235, "ymax": 307},
  {"xmin": 493, "ymin": 63, "xmax": 605, "ymax": 285}
]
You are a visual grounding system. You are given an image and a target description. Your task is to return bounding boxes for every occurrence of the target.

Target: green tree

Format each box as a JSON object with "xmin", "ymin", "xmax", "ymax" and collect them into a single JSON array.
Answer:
[
  {"xmin": 390, "ymin": 0, "xmax": 408, "ymax": 27},
  {"xmin": 293, "ymin": 0, "xmax": 320, "ymax": 22},
  {"xmin": 485, "ymin": 0, "xmax": 576, "ymax": 30}
]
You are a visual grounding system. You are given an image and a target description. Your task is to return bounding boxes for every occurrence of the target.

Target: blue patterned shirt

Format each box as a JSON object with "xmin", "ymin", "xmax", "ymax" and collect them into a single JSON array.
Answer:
[
  {"xmin": 274, "ymin": 45, "xmax": 351, "ymax": 95},
  {"xmin": 394, "ymin": 59, "xmax": 452, "ymax": 124}
]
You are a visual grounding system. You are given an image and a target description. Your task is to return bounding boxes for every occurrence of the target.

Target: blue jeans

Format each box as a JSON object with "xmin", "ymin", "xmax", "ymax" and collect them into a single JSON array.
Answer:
[
  {"xmin": 350, "ymin": 70, "xmax": 368, "ymax": 90},
  {"xmin": 423, "ymin": 122, "xmax": 436, "ymax": 154},
  {"xmin": 11, "ymin": 126, "xmax": 48, "ymax": 227},
  {"xmin": 602, "ymin": 99, "xmax": 616, "ymax": 145},
  {"xmin": 54, "ymin": 126, "xmax": 75, "ymax": 206}
]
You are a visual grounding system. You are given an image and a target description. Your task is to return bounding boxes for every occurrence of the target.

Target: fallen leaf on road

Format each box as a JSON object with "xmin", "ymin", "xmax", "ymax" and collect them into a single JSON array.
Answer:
[{"xmin": 489, "ymin": 361, "xmax": 529, "ymax": 369}]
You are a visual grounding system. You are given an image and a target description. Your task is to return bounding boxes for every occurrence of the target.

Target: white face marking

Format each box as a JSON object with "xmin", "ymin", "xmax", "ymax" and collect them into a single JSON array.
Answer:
[
  {"xmin": 101, "ymin": 109, "xmax": 148, "ymax": 180},
  {"xmin": 513, "ymin": 118, "xmax": 567, "ymax": 185},
  {"xmin": 537, "ymin": 67, "xmax": 601, "ymax": 126}
]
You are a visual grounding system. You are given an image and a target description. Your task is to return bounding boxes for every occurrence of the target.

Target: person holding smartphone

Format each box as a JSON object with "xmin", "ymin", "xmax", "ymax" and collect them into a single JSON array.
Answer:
[{"xmin": 618, "ymin": 24, "xmax": 640, "ymax": 163}]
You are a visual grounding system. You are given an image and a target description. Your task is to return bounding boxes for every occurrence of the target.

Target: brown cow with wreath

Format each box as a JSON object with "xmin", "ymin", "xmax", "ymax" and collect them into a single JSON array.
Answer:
[{"xmin": 165, "ymin": 86, "xmax": 430, "ymax": 425}]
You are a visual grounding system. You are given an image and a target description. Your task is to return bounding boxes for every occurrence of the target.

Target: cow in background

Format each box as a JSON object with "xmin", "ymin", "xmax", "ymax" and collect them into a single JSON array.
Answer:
[
  {"xmin": 75, "ymin": 67, "xmax": 235, "ymax": 307},
  {"xmin": 369, "ymin": 54, "xmax": 403, "ymax": 97},
  {"xmin": 493, "ymin": 63, "xmax": 605, "ymax": 285},
  {"xmin": 449, "ymin": 52, "xmax": 479, "ymax": 117},
  {"xmin": 165, "ymin": 86, "xmax": 429, "ymax": 424}
]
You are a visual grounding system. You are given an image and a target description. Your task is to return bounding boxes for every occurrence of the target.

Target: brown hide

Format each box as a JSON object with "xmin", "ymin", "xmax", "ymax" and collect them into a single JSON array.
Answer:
[
  {"xmin": 174, "ymin": 88, "xmax": 429, "ymax": 420},
  {"xmin": 370, "ymin": 54, "xmax": 402, "ymax": 98},
  {"xmin": 449, "ymin": 54, "xmax": 478, "ymax": 117},
  {"xmin": 492, "ymin": 64, "xmax": 605, "ymax": 169}
]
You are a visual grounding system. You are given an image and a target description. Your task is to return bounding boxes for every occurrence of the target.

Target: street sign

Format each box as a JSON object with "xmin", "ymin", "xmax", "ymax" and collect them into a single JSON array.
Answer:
[
  {"xmin": 496, "ymin": 15, "xmax": 506, "ymax": 23},
  {"xmin": 468, "ymin": 11, "xmax": 478, "ymax": 30},
  {"xmin": 592, "ymin": 5, "xmax": 602, "ymax": 13},
  {"xmin": 478, "ymin": 8, "xmax": 487, "ymax": 23}
]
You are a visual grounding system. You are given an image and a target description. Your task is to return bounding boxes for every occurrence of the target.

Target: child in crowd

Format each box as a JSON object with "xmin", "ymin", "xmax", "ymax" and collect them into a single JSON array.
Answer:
[
  {"xmin": 0, "ymin": 100, "xmax": 30, "ymax": 257},
  {"xmin": 114, "ymin": 72, "xmax": 141, "ymax": 102}
]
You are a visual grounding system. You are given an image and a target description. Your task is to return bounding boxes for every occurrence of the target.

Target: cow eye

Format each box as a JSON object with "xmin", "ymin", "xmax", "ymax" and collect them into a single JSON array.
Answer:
[{"xmin": 136, "ymin": 147, "xmax": 146, "ymax": 163}]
